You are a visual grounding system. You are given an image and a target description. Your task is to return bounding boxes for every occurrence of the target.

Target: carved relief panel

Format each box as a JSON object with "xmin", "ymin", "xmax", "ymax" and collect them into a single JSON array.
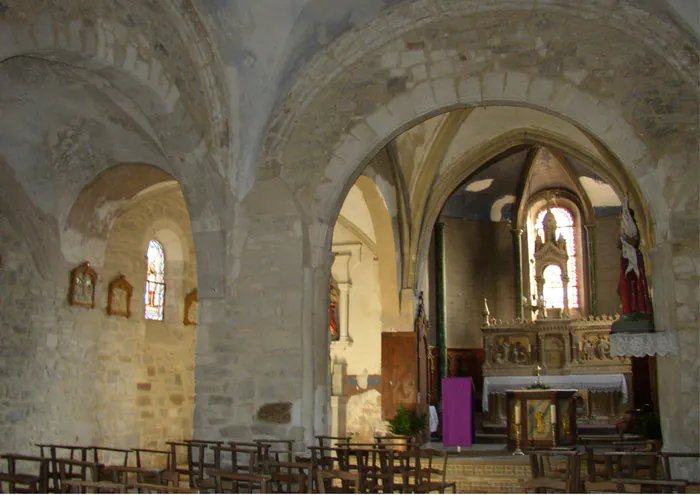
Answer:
[
  {"xmin": 107, "ymin": 274, "xmax": 132, "ymax": 318},
  {"xmin": 69, "ymin": 262, "xmax": 97, "ymax": 309}
]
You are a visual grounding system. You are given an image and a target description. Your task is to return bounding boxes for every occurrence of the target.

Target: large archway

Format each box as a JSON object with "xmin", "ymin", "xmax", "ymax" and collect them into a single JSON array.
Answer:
[{"xmin": 259, "ymin": 0, "xmax": 698, "ymax": 455}]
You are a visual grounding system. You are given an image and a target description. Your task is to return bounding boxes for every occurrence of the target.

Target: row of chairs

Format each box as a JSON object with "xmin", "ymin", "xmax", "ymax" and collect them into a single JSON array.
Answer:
[{"xmin": 520, "ymin": 447, "xmax": 700, "ymax": 493}]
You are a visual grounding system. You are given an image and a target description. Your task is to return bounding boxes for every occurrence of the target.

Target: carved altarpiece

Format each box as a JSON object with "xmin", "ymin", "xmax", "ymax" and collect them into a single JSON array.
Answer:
[
  {"xmin": 107, "ymin": 274, "xmax": 132, "ymax": 318},
  {"xmin": 482, "ymin": 315, "xmax": 631, "ymax": 425},
  {"xmin": 184, "ymin": 289, "xmax": 198, "ymax": 326},
  {"xmin": 69, "ymin": 262, "xmax": 97, "ymax": 309}
]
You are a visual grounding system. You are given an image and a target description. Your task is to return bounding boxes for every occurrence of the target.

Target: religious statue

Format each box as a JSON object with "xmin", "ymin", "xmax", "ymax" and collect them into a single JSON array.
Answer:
[
  {"xmin": 618, "ymin": 197, "xmax": 652, "ymax": 316},
  {"xmin": 581, "ymin": 337, "xmax": 593, "ymax": 361},
  {"xmin": 595, "ymin": 335, "xmax": 611, "ymax": 360},
  {"xmin": 329, "ymin": 284, "xmax": 340, "ymax": 341},
  {"xmin": 535, "ymin": 411, "xmax": 545, "ymax": 434}
]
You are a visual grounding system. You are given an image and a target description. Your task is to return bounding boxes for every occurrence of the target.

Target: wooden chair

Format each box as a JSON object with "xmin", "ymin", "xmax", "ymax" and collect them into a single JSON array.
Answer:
[
  {"xmin": 132, "ymin": 448, "xmax": 179, "ymax": 487},
  {"xmin": 0, "ymin": 471, "xmax": 39, "ymax": 493},
  {"xmin": 352, "ymin": 446, "xmax": 390, "ymax": 493},
  {"xmin": 316, "ymin": 436, "xmax": 351, "ymax": 449},
  {"xmin": 167, "ymin": 440, "xmax": 223, "ymax": 489},
  {"xmin": 127, "ymin": 483, "xmax": 199, "ymax": 493},
  {"xmin": 261, "ymin": 461, "xmax": 310, "ymax": 493},
  {"xmin": 660, "ymin": 452, "xmax": 700, "ymax": 492},
  {"xmin": 227, "ymin": 442, "xmax": 270, "ymax": 472},
  {"xmin": 90, "ymin": 447, "xmax": 130, "ymax": 468},
  {"xmin": 253, "ymin": 439, "xmax": 294, "ymax": 464},
  {"xmin": 519, "ymin": 450, "xmax": 581, "ymax": 493},
  {"xmin": 208, "ymin": 470, "xmax": 271, "ymax": 494},
  {"xmin": 55, "ymin": 459, "xmax": 103, "ymax": 493},
  {"xmin": 1, "ymin": 454, "xmax": 50, "ymax": 493},
  {"xmin": 374, "ymin": 435, "xmax": 415, "ymax": 452},
  {"xmin": 60, "ymin": 480, "xmax": 126, "ymax": 493},
  {"xmin": 316, "ymin": 468, "xmax": 360, "ymax": 494},
  {"xmin": 413, "ymin": 449, "xmax": 457, "ymax": 494},
  {"xmin": 36, "ymin": 444, "xmax": 91, "ymax": 492},
  {"xmin": 100, "ymin": 465, "xmax": 167, "ymax": 488}
]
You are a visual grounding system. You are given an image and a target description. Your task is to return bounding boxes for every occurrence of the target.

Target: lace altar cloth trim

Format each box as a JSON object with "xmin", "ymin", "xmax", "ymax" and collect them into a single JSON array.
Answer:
[
  {"xmin": 482, "ymin": 374, "xmax": 628, "ymax": 412},
  {"xmin": 610, "ymin": 329, "xmax": 679, "ymax": 358}
]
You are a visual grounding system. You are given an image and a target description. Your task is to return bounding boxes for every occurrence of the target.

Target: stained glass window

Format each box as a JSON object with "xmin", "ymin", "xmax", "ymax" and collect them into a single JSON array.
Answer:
[
  {"xmin": 529, "ymin": 206, "xmax": 579, "ymax": 309},
  {"xmin": 144, "ymin": 240, "xmax": 166, "ymax": 320}
]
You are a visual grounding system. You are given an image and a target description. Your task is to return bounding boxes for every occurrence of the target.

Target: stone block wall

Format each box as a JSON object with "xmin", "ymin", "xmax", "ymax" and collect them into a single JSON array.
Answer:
[
  {"xmin": 0, "ymin": 216, "xmax": 98, "ymax": 454},
  {"xmin": 0, "ymin": 185, "xmax": 196, "ymax": 457},
  {"xmin": 443, "ymin": 218, "xmax": 516, "ymax": 348}
]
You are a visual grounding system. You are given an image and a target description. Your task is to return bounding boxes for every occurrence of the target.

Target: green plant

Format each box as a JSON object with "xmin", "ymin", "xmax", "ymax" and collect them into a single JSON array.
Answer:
[{"xmin": 387, "ymin": 404, "xmax": 427, "ymax": 437}]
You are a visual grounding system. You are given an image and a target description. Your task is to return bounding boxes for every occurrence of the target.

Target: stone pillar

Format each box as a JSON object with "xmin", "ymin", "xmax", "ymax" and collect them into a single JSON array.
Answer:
[
  {"xmin": 434, "ymin": 222, "xmax": 448, "ymax": 400},
  {"xmin": 337, "ymin": 282, "xmax": 352, "ymax": 343},
  {"xmin": 584, "ymin": 225, "xmax": 597, "ymax": 315},
  {"xmin": 512, "ymin": 229, "xmax": 524, "ymax": 320},
  {"xmin": 330, "ymin": 359, "xmax": 348, "ymax": 437}
]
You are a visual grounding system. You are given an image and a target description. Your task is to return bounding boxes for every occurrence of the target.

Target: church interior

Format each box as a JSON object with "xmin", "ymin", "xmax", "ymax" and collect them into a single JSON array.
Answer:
[{"xmin": 0, "ymin": 0, "xmax": 697, "ymax": 492}]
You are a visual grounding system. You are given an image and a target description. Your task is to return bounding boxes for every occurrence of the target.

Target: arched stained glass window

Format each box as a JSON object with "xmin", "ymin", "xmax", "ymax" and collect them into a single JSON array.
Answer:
[
  {"xmin": 145, "ymin": 240, "xmax": 166, "ymax": 320},
  {"xmin": 529, "ymin": 206, "xmax": 579, "ymax": 309}
]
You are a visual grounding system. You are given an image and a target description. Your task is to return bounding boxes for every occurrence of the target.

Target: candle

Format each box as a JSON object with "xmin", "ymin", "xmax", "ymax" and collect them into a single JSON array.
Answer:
[
  {"xmin": 514, "ymin": 405, "xmax": 521, "ymax": 425},
  {"xmin": 550, "ymin": 404, "xmax": 557, "ymax": 424}
]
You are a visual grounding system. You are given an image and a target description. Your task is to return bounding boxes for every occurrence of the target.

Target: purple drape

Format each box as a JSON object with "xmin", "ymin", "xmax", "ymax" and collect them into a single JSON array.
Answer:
[{"xmin": 442, "ymin": 377, "xmax": 473, "ymax": 447}]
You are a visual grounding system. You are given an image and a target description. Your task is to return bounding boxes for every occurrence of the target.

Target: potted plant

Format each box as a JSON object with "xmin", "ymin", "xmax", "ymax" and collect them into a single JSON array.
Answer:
[{"xmin": 387, "ymin": 404, "xmax": 428, "ymax": 447}]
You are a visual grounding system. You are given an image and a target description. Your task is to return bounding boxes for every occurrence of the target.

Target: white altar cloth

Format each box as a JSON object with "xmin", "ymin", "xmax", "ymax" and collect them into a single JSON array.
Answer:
[{"xmin": 482, "ymin": 374, "xmax": 628, "ymax": 411}]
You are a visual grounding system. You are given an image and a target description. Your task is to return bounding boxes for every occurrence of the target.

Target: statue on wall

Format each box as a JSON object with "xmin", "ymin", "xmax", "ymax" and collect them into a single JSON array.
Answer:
[
  {"xmin": 612, "ymin": 197, "xmax": 654, "ymax": 333},
  {"xmin": 329, "ymin": 283, "xmax": 339, "ymax": 341},
  {"xmin": 184, "ymin": 289, "xmax": 198, "ymax": 326},
  {"xmin": 618, "ymin": 198, "xmax": 652, "ymax": 316}
]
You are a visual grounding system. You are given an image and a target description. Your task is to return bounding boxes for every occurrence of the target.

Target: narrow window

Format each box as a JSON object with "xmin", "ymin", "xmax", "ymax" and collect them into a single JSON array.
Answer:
[
  {"xmin": 530, "ymin": 206, "xmax": 579, "ymax": 309},
  {"xmin": 145, "ymin": 240, "xmax": 166, "ymax": 320}
]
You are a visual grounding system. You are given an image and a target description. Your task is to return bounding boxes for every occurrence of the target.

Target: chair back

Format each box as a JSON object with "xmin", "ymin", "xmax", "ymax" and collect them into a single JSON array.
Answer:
[
  {"xmin": 316, "ymin": 468, "xmax": 360, "ymax": 494},
  {"xmin": 0, "ymin": 470, "xmax": 40, "ymax": 493},
  {"xmin": 263, "ymin": 461, "xmax": 310, "ymax": 493},
  {"xmin": 523, "ymin": 450, "xmax": 581, "ymax": 493},
  {"xmin": 659, "ymin": 452, "xmax": 700, "ymax": 482},
  {"xmin": 209, "ymin": 470, "xmax": 272, "ymax": 494},
  {"xmin": 254, "ymin": 439, "xmax": 294, "ymax": 464}
]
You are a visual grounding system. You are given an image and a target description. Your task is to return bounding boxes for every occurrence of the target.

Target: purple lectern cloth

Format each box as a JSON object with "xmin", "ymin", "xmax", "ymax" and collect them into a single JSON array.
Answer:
[{"xmin": 442, "ymin": 377, "xmax": 473, "ymax": 447}]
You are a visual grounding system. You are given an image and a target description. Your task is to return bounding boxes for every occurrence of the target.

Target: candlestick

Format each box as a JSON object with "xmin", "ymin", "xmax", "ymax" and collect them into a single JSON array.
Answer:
[
  {"xmin": 514, "ymin": 404, "xmax": 521, "ymax": 425},
  {"xmin": 550, "ymin": 404, "xmax": 557, "ymax": 423}
]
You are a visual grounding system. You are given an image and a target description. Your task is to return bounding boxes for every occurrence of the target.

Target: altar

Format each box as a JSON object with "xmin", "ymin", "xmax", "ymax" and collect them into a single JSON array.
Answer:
[
  {"xmin": 507, "ymin": 389, "xmax": 577, "ymax": 449},
  {"xmin": 481, "ymin": 315, "xmax": 632, "ymax": 425}
]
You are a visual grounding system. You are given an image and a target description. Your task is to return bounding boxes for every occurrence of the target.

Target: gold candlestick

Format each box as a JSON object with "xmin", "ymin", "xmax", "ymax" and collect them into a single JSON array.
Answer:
[{"xmin": 513, "ymin": 422, "xmax": 525, "ymax": 455}]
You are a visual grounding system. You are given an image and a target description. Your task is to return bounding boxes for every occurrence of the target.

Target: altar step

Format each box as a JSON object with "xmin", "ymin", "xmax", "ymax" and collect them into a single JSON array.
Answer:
[{"xmin": 445, "ymin": 456, "xmax": 530, "ymax": 493}]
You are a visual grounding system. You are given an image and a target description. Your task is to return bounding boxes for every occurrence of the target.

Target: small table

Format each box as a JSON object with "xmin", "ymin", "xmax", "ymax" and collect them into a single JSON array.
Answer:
[{"xmin": 506, "ymin": 389, "xmax": 577, "ymax": 449}]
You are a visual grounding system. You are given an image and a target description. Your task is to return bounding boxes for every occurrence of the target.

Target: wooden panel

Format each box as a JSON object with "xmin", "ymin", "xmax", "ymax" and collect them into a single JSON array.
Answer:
[{"xmin": 381, "ymin": 332, "xmax": 417, "ymax": 419}]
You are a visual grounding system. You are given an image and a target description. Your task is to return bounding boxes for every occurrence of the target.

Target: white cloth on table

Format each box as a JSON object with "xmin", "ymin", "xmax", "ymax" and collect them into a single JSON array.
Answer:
[
  {"xmin": 429, "ymin": 405, "xmax": 439, "ymax": 433},
  {"xmin": 610, "ymin": 329, "xmax": 679, "ymax": 357},
  {"xmin": 482, "ymin": 374, "xmax": 628, "ymax": 412}
]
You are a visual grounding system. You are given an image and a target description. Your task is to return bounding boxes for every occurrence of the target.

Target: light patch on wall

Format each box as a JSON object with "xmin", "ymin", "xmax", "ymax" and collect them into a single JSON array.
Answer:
[
  {"xmin": 490, "ymin": 195, "xmax": 516, "ymax": 222},
  {"xmin": 464, "ymin": 179, "xmax": 494, "ymax": 192},
  {"xmin": 579, "ymin": 177, "xmax": 621, "ymax": 207}
]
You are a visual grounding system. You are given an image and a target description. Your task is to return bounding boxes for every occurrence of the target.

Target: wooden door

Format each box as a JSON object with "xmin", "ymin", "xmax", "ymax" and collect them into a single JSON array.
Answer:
[{"xmin": 381, "ymin": 332, "xmax": 417, "ymax": 419}]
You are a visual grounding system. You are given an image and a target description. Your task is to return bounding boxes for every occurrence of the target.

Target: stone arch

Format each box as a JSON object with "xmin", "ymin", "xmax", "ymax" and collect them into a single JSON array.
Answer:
[
  {"xmin": 260, "ymin": 0, "xmax": 698, "ymax": 448},
  {"xmin": 353, "ymin": 176, "xmax": 401, "ymax": 329},
  {"xmin": 0, "ymin": 3, "xmax": 231, "ymax": 298}
]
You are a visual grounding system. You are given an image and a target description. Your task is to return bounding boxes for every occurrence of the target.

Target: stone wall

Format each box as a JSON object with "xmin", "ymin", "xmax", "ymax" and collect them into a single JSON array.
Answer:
[
  {"xmin": 0, "ymin": 184, "xmax": 196, "ymax": 456},
  {"xmin": 443, "ymin": 218, "xmax": 516, "ymax": 349},
  {"xmin": 595, "ymin": 215, "xmax": 623, "ymax": 316},
  {"xmin": 100, "ymin": 186, "xmax": 197, "ymax": 451},
  {"xmin": 0, "ymin": 216, "xmax": 98, "ymax": 453}
]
